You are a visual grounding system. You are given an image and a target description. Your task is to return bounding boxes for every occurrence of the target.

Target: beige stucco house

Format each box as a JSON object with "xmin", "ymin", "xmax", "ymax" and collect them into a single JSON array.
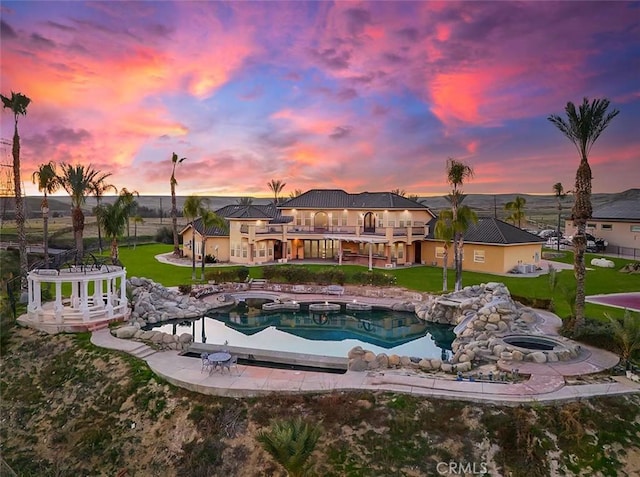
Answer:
[
  {"xmin": 565, "ymin": 198, "xmax": 640, "ymax": 254},
  {"xmin": 180, "ymin": 189, "xmax": 545, "ymax": 275},
  {"xmin": 423, "ymin": 217, "xmax": 544, "ymax": 275},
  {"xmin": 180, "ymin": 189, "xmax": 436, "ymax": 269}
]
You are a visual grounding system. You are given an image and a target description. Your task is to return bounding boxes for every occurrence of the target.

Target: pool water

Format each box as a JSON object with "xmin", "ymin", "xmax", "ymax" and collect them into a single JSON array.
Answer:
[{"xmin": 149, "ymin": 300, "xmax": 454, "ymax": 360}]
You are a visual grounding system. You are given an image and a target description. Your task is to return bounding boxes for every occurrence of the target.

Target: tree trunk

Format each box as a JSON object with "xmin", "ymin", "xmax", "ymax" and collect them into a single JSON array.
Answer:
[
  {"xmin": 442, "ymin": 247, "xmax": 448, "ymax": 292},
  {"xmin": 171, "ymin": 183, "xmax": 180, "ymax": 256},
  {"xmin": 572, "ymin": 157, "xmax": 592, "ymax": 332},
  {"xmin": 191, "ymin": 231, "xmax": 196, "ymax": 281},
  {"xmin": 96, "ymin": 198, "xmax": 103, "ymax": 254},
  {"xmin": 72, "ymin": 206, "xmax": 85, "ymax": 260},
  {"xmin": 111, "ymin": 238, "xmax": 119, "ymax": 265},
  {"xmin": 455, "ymin": 237, "xmax": 464, "ymax": 292},
  {"xmin": 11, "ymin": 127, "xmax": 28, "ymax": 290},
  {"xmin": 201, "ymin": 238, "xmax": 206, "ymax": 280},
  {"xmin": 43, "ymin": 206, "xmax": 49, "ymax": 267}
]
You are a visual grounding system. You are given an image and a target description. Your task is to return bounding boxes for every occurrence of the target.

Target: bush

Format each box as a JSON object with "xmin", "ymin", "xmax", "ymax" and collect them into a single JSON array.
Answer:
[
  {"xmin": 237, "ymin": 266, "xmax": 250, "ymax": 282},
  {"xmin": 204, "ymin": 254, "xmax": 217, "ymax": 264},
  {"xmin": 352, "ymin": 271, "xmax": 396, "ymax": 286},
  {"xmin": 155, "ymin": 226, "xmax": 175, "ymax": 244},
  {"xmin": 178, "ymin": 284, "xmax": 192, "ymax": 295}
]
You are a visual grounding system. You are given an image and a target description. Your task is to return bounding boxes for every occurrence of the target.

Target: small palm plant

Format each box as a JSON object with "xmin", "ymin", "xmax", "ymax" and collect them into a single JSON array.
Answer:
[
  {"xmin": 605, "ymin": 309, "xmax": 640, "ymax": 367},
  {"xmin": 256, "ymin": 418, "xmax": 322, "ymax": 477}
]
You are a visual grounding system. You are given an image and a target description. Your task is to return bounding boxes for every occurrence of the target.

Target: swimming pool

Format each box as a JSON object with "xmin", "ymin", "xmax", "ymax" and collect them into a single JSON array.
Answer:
[{"xmin": 148, "ymin": 301, "xmax": 455, "ymax": 360}]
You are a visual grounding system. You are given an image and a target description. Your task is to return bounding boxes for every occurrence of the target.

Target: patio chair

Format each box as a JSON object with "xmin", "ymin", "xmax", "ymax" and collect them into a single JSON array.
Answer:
[
  {"xmin": 200, "ymin": 353, "xmax": 214, "ymax": 373},
  {"xmin": 221, "ymin": 355, "xmax": 239, "ymax": 374}
]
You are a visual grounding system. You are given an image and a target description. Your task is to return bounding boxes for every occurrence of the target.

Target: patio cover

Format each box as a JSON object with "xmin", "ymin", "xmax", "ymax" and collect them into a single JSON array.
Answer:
[{"xmin": 324, "ymin": 234, "xmax": 389, "ymax": 270}]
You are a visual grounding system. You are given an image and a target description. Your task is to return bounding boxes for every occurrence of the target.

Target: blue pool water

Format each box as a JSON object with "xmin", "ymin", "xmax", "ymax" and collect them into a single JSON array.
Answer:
[{"xmin": 149, "ymin": 301, "xmax": 454, "ymax": 360}]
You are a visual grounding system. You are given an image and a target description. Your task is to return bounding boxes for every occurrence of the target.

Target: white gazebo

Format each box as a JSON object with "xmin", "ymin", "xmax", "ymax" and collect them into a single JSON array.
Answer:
[{"xmin": 18, "ymin": 264, "xmax": 129, "ymax": 334}]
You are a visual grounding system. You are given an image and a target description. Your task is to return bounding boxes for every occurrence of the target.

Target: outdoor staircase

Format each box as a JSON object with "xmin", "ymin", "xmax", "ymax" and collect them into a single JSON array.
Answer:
[
  {"xmin": 249, "ymin": 278, "xmax": 267, "ymax": 290},
  {"xmin": 128, "ymin": 343, "xmax": 157, "ymax": 359}
]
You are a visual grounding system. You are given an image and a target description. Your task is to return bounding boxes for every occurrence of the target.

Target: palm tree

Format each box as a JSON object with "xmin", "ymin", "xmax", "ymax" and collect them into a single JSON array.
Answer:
[
  {"xmin": 132, "ymin": 215, "xmax": 144, "ymax": 249},
  {"xmin": 183, "ymin": 194, "xmax": 207, "ymax": 280},
  {"xmin": 391, "ymin": 188, "xmax": 406, "ymax": 197},
  {"xmin": 170, "ymin": 152, "xmax": 186, "ymax": 256},
  {"xmin": 236, "ymin": 196, "xmax": 253, "ymax": 206},
  {"xmin": 89, "ymin": 173, "xmax": 117, "ymax": 254},
  {"xmin": 446, "ymin": 158, "xmax": 475, "ymax": 291},
  {"xmin": 98, "ymin": 199, "xmax": 127, "ymax": 265},
  {"xmin": 288, "ymin": 189, "xmax": 303, "ymax": 199},
  {"xmin": 267, "ymin": 179, "xmax": 286, "ymax": 205},
  {"xmin": 1, "ymin": 91, "xmax": 31, "ymax": 288},
  {"xmin": 548, "ymin": 98, "xmax": 619, "ymax": 331},
  {"xmin": 434, "ymin": 209, "xmax": 454, "ymax": 292},
  {"xmin": 504, "ymin": 196, "xmax": 527, "ymax": 228},
  {"xmin": 552, "ymin": 182, "xmax": 570, "ymax": 252},
  {"xmin": 605, "ymin": 310, "xmax": 640, "ymax": 366},
  {"xmin": 199, "ymin": 209, "xmax": 226, "ymax": 279},
  {"xmin": 256, "ymin": 418, "xmax": 322, "ymax": 477},
  {"xmin": 118, "ymin": 187, "xmax": 139, "ymax": 247},
  {"xmin": 57, "ymin": 163, "xmax": 101, "ymax": 260},
  {"xmin": 31, "ymin": 161, "xmax": 59, "ymax": 268}
]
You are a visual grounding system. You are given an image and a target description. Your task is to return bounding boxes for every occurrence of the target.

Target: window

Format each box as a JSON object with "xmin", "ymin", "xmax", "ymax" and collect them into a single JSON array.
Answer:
[
  {"xmin": 474, "ymin": 250, "xmax": 485, "ymax": 263},
  {"xmin": 632, "ymin": 225, "xmax": 640, "ymax": 232},
  {"xmin": 435, "ymin": 247, "xmax": 445, "ymax": 259},
  {"xmin": 601, "ymin": 224, "xmax": 612, "ymax": 230},
  {"xmin": 397, "ymin": 243, "xmax": 404, "ymax": 259}
]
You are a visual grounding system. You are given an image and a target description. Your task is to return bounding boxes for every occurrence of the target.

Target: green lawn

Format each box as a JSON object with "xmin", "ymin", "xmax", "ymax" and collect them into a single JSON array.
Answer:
[{"xmin": 116, "ymin": 244, "xmax": 640, "ymax": 322}]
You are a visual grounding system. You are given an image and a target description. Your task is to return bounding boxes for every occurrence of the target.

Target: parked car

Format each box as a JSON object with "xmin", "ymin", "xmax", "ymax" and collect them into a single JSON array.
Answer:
[
  {"xmin": 538, "ymin": 229, "xmax": 561, "ymax": 239},
  {"xmin": 566, "ymin": 233, "xmax": 608, "ymax": 252},
  {"xmin": 545, "ymin": 237, "xmax": 571, "ymax": 248}
]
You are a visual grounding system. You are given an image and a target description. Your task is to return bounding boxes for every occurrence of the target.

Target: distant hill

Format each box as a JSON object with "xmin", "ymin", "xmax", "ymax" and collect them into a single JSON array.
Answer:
[{"xmin": 2, "ymin": 189, "xmax": 637, "ymax": 225}]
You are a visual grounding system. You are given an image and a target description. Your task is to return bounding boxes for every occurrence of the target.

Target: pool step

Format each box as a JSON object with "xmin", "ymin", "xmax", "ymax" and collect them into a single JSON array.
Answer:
[{"xmin": 250, "ymin": 279, "xmax": 267, "ymax": 290}]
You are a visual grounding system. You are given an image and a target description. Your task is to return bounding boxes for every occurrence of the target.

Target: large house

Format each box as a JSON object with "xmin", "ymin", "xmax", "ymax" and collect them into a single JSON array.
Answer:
[
  {"xmin": 180, "ymin": 189, "xmax": 436, "ymax": 269},
  {"xmin": 180, "ymin": 189, "xmax": 544, "ymax": 274}
]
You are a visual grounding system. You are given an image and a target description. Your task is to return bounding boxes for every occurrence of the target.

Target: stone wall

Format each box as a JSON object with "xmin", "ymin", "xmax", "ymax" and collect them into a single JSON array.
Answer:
[{"xmin": 127, "ymin": 277, "xmax": 210, "ymax": 327}]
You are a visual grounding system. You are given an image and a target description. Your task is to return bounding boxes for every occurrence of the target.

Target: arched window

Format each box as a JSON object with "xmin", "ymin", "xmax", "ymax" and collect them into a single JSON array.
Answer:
[
  {"xmin": 314, "ymin": 211, "xmax": 328, "ymax": 232},
  {"xmin": 364, "ymin": 212, "xmax": 376, "ymax": 233}
]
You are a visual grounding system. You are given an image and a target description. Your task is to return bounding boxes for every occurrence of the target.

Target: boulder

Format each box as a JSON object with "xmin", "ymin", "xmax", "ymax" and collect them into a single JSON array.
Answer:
[{"xmin": 114, "ymin": 326, "xmax": 138, "ymax": 339}]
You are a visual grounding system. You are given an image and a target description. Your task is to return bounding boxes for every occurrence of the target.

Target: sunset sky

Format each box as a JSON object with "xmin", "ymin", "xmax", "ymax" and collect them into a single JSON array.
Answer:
[{"xmin": 1, "ymin": 1, "xmax": 638, "ymax": 198}]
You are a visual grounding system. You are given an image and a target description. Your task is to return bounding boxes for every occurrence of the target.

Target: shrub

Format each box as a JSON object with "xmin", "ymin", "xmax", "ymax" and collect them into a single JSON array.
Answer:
[
  {"xmin": 204, "ymin": 254, "xmax": 217, "ymax": 264},
  {"xmin": 178, "ymin": 284, "xmax": 192, "ymax": 295},
  {"xmin": 236, "ymin": 266, "xmax": 250, "ymax": 282},
  {"xmin": 154, "ymin": 226, "xmax": 175, "ymax": 244}
]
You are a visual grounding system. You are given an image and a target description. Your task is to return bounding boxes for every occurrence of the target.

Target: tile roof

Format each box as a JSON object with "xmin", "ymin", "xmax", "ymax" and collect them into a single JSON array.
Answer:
[
  {"xmin": 279, "ymin": 189, "xmax": 435, "ymax": 214},
  {"xmin": 426, "ymin": 217, "xmax": 544, "ymax": 245},
  {"xmin": 215, "ymin": 204, "xmax": 276, "ymax": 219},
  {"xmin": 591, "ymin": 200, "xmax": 640, "ymax": 221},
  {"xmin": 189, "ymin": 217, "xmax": 228, "ymax": 237}
]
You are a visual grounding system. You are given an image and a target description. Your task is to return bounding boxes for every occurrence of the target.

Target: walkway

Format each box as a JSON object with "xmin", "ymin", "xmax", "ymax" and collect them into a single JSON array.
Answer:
[
  {"xmin": 90, "ymin": 326, "xmax": 639, "ymax": 404},
  {"xmin": 86, "ymin": 253, "xmax": 639, "ymax": 403}
]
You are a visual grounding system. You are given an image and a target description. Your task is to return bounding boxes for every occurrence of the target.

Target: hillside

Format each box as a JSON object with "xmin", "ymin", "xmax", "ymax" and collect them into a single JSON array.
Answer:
[
  {"xmin": 6, "ymin": 189, "xmax": 636, "ymax": 215},
  {"xmin": 1, "ymin": 325, "xmax": 639, "ymax": 476}
]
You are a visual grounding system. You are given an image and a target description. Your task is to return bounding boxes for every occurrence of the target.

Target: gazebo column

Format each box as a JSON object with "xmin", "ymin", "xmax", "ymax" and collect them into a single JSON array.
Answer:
[
  {"xmin": 93, "ymin": 278, "xmax": 104, "ymax": 308},
  {"xmin": 81, "ymin": 280, "xmax": 90, "ymax": 321},
  {"xmin": 119, "ymin": 274, "xmax": 127, "ymax": 308},
  {"xmin": 368, "ymin": 243, "xmax": 373, "ymax": 271},
  {"xmin": 54, "ymin": 282, "xmax": 64, "ymax": 323},
  {"xmin": 338, "ymin": 241, "xmax": 343, "ymax": 266},
  {"xmin": 28, "ymin": 278, "xmax": 42, "ymax": 319}
]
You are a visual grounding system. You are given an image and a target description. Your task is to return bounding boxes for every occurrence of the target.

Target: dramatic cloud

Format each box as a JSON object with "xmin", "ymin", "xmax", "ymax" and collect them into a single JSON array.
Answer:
[{"xmin": 1, "ymin": 0, "xmax": 637, "ymax": 197}]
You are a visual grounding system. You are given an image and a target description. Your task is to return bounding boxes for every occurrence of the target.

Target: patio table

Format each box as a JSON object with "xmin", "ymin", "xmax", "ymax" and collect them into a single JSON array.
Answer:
[{"xmin": 207, "ymin": 352, "xmax": 231, "ymax": 365}]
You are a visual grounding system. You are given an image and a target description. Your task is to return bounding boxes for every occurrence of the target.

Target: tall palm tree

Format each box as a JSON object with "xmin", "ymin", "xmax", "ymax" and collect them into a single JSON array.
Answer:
[
  {"xmin": 57, "ymin": 163, "xmax": 101, "ymax": 260},
  {"xmin": 267, "ymin": 179, "xmax": 286, "ymax": 205},
  {"xmin": 90, "ymin": 172, "xmax": 117, "ymax": 254},
  {"xmin": 548, "ymin": 98, "xmax": 619, "ymax": 331},
  {"xmin": 31, "ymin": 161, "xmax": 59, "ymax": 268},
  {"xmin": 434, "ymin": 209, "xmax": 454, "ymax": 292},
  {"xmin": 288, "ymin": 189, "xmax": 303, "ymax": 199},
  {"xmin": 98, "ymin": 199, "xmax": 127, "ymax": 265},
  {"xmin": 1, "ymin": 91, "xmax": 31, "ymax": 288},
  {"xmin": 446, "ymin": 158, "xmax": 475, "ymax": 291},
  {"xmin": 552, "ymin": 182, "xmax": 570, "ymax": 252},
  {"xmin": 170, "ymin": 152, "xmax": 186, "ymax": 256},
  {"xmin": 199, "ymin": 209, "xmax": 226, "ymax": 279},
  {"xmin": 183, "ymin": 194, "xmax": 207, "ymax": 280},
  {"xmin": 256, "ymin": 418, "xmax": 322, "ymax": 477},
  {"xmin": 118, "ymin": 187, "xmax": 139, "ymax": 247},
  {"xmin": 132, "ymin": 215, "xmax": 144, "ymax": 249},
  {"xmin": 504, "ymin": 196, "xmax": 527, "ymax": 228}
]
